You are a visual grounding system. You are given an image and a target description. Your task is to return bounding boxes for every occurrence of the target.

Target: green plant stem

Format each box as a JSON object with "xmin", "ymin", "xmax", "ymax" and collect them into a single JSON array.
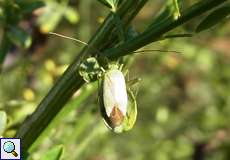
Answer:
[
  {"xmin": 16, "ymin": 0, "xmax": 148, "ymax": 153},
  {"xmin": 29, "ymin": 83, "xmax": 97, "ymax": 152},
  {"xmin": 104, "ymin": 0, "xmax": 227, "ymax": 59}
]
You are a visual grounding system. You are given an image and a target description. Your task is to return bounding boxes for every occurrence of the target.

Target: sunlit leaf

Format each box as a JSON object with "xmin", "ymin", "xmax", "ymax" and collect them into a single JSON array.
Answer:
[
  {"xmin": 147, "ymin": 0, "xmax": 180, "ymax": 31},
  {"xmin": 172, "ymin": 0, "xmax": 181, "ymax": 18},
  {"xmin": 64, "ymin": 7, "xmax": 80, "ymax": 24},
  {"xmin": 97, "ymin": 0, "xmax": 120, "ymax": 11},
  {"xmin": 37, "ymin": 2, "xmax": 63, "ymax": 33},
  {"xmin": 196, "ymin": 5, "xmax": 230, "ymax": 33},
  {"xmin": 97, "ymin": 0, "xmax": 112, "ymax": 8}
]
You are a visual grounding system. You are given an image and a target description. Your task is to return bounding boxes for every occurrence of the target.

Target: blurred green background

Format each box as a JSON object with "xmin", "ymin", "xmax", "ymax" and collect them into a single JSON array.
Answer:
[{"xmin": 0, "ymin": 0, "xmax": 230, "ymax": 159}]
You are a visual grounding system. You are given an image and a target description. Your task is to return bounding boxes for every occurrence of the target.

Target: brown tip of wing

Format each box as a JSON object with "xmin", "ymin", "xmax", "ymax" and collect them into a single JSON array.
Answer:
[{"xmin": 109, "ymin": 106, "xmax": 124, "ymax": 127}]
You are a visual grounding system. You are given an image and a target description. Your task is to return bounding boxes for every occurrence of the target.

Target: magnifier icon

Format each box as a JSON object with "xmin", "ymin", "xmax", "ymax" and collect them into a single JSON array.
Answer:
[{"xmin": 3, "ymin": 141, "xmax": 18, "ymax": 157}]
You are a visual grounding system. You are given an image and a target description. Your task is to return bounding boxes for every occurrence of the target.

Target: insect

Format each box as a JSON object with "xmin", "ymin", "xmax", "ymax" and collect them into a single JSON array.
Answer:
[
  {"xmin": 49, "ymin": 32, "xmax": 138, "ymax": 133},
  {"xmin": 98, "ymin": 63, "xmax": 138, "ymax": 133},
  {"xmin": 78, "ymin": 56, "xmax": 138, "ymax": 133},
  {"xmin": 49, "ymin": 32, "xmax": 179, "ymax": 133},
  {"xmin": 101, "ymin": 64, "xmax": 128, "ymax": 127}
]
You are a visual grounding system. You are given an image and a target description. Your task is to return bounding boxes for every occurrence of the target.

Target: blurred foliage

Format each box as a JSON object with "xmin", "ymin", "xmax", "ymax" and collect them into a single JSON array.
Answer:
[
  {"xmin": 1, "ymin": 0, "xmax": 230, "ymax": 160},
  {"xmin": 196, "ymin": 5, "xmax": 230, "ymax": 33},
  {"xmin": 41, "ymin": 145, "xmax": 64, "ymax": 160}
]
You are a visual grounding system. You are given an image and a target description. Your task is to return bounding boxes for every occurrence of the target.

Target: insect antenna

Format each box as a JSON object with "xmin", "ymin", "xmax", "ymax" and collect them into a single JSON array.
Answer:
[
  {"xmin": 49, "ymin": 32, "xmax": 103, "ymax": 55},
  {"xmin": 49, "ymin": 32, "xmax": 89, "ymax": 46},
  {"xmin": 133, "ymin": 49, "xmax": 181, "ymax": 54},
  {"xmin": 49, "ymin": 32, "xmax": 181, "ymax": 56}
]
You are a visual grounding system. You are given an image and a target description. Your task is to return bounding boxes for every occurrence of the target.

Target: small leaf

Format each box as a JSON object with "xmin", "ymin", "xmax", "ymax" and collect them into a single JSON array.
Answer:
[
  {"xmin": 196, "ymin": 5, "xmax": 230, "ymax": 33},
  {"xmin": 41, "ymin": 145, "xmax": 64, "ymax": 160},
  {"xmin": 64, "ymin": 7, "xmax": 80, "ymax": 24},
  {"xmin": 172, "ymin": 0, "xmax": 181, "ymax": 18},
  {"xmin": 37, "ymin": 2, "xmax": 63, "ymax": 33},
  {"xmin": 7, "ymin": 26, "xmax": 32, "ymax": 48},
  {"xmin": 79, "ymin": 57, "xmax": 101, "ymax": 83},
  {"xmin": 0, "ymin": 111, "xmax": 7, "ymax": 136},
  {"xmin": 147, "ymin": 0, "xmax": 179, "ymax": 31},
  {"xmin": 97, "ymin": 0, "xmax": 120, "ymax": 11}
]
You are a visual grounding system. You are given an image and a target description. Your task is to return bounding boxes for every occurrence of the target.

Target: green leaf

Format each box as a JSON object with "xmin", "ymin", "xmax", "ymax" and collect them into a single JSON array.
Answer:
[
  {"xmin": 172, "ymin": 0, "xmax": 181, "ymax": 18},
  {"xmin": 147, "ymin": 0, "xmax": 180, "ymax": 31},
  {"xmin": 7, "ymin": 26, "xmax": 32, "ymax": 49},
  {"xmin": 0, "ymin": 111, "xmax": 7, "ymax": 136},
  {"xmin": 41, "ymin": 145, "xmax": 64, "ymax": 160},
  {"xmin": 196, "ymin": 5, "xmax": 230, "ymax": 33},
  {"xmin": 97, "ymin": 0, "xmax": 120, "ymax": 11},
  {"xmin": 37, "ymin": 1, "xmax": 64, "ymax": 33},
  {"xmin": 97, "ymin": 0, "xmax": 112, "ymax": 8},
  {"xmin": 107, "ymin": 0, "xmax": 119, "ymax": 7},
  {"xmin": 63, "ymin": 7, "xmax": 80, "ymax": 24}
]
